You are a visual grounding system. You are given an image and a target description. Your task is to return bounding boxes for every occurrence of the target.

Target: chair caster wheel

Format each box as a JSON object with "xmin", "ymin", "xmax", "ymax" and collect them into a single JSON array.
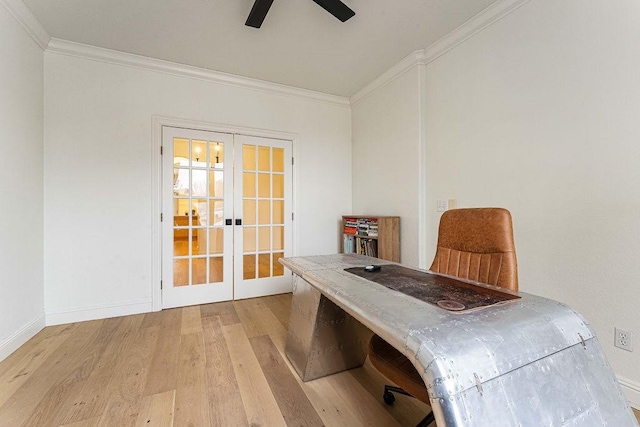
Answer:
[{"xmin": 383, "ymin": 391, "xmax": 396, "ymax": 405}]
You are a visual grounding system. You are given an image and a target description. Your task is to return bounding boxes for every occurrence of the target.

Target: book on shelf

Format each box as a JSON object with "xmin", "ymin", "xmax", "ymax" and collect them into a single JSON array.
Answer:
[
  {"xmin": 343, "ymin": 217, "xmax": 377, "ymax": 237},
  {"xmin": 341, "ymin": 215, "xmax": 399, "ymax": 262},
  {"xmin": 343, "ymin": 234, "xmax": 354, "ymax": 254},
  {"xmin": 343, "ymin": 234, "xmax": 378, "ymax": 257},
  {"xmin": 359, "ymin": 237, "xmax": 377, "ymax": 257},
  {"xmin": 343, "ymin": 217, "xmax": 358, "ymax": 235}
]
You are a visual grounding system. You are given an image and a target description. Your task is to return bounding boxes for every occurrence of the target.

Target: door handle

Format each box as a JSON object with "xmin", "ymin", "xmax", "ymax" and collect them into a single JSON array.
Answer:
[
  {"xmin": 235, "ymin": 219, "xmax": 242, "ymax": 226},
  {"xmin": 225, "ymin": 219, "xmax": 232, "ymax": 226}
]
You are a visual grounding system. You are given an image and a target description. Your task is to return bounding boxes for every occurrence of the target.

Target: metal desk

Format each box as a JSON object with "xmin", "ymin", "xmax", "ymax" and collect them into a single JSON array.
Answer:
[{"xmin": 281, "ymin": 254, "xmax": 638, "ymax": 427}]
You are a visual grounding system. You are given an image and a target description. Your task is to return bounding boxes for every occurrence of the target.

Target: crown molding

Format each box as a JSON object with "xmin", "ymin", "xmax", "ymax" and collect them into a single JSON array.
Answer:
[
  {"xmin": 0, "ymin": 0, "xmax": 50, "ymax": 50},
  {"xmin": 350, "ymin": 50, "xmax": 427, "ymax": 105},
  {"xmin": 4, "ymin": 0, "xmax": 530, "ymax": 107},
  {"xmin": 46, "ymin": 38, "xmax": 350, "ymax": 108},
  {"xmin": 350, "ymin": 0, "xmax": 532, "ymax": 105},
  {"xmin": 422, "ymin": 0, "xmax": 532, "ymax": 65}
]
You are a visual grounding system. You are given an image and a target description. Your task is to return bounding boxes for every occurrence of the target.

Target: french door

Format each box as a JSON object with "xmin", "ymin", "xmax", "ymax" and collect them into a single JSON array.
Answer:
[{"xmin": 162, "ymin": 127, "xmax": 292, "ymax": 309}]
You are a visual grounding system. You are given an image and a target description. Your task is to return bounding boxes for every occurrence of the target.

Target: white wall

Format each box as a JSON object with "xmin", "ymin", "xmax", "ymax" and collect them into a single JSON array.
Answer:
[
  {"xmin": 351, "ymin": 66, "xmax": 422, "ymax": 267},
  {"xmin": 0, "ymin": 4, "xmax": 45, "ymax": 360},
  {"xmin": 350, "ymin": 0, "xmax": 640, "ymax": 407},
  {"xmin": 44, "ymin": 51, "xmax": 352, "ymax": 323},
  {"xmin": 422, "ymin": 0, "xmax": 640, "ymax": 404}
]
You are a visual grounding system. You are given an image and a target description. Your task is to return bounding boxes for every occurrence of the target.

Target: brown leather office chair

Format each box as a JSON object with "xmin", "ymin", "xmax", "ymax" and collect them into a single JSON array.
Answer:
[{"xmin": 368, "ymin": 208, "xmax": 518, "ymax": 426}]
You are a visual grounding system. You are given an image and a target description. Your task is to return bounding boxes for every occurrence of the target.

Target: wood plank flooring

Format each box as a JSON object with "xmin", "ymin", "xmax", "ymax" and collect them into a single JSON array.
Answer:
[{"xmin": 0, "ymin": 293, "xmax": 638, "ymax": 426}]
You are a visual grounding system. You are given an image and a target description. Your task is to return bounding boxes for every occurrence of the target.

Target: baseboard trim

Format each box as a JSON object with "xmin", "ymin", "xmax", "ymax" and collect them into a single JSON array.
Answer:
[
  {"xmin": 0, "ymin": 314, "xmax": 46, "ymax": 363},
  {"xmin": 45, "ymin": 299, "xmax": 152, "ymax": 326},
  {"xmin": 618, "ymin": 375, "xmax": 640, "ymax": 410}
]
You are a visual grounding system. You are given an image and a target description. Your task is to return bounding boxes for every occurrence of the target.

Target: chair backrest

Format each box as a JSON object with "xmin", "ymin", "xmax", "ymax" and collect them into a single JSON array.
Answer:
[{"xmin": 429, "ymin": 208, "xmax": 518, "ymax": 291}]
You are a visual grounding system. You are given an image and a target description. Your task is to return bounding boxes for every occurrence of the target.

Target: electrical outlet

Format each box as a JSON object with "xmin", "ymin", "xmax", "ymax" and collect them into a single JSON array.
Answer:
[
  {"xmin": 614, "ymin": 328, "xmax": 633, "ymax": 352},
  {"xmin": 436, "ymin": 200, "xmax": 447, "ymax": 212}
]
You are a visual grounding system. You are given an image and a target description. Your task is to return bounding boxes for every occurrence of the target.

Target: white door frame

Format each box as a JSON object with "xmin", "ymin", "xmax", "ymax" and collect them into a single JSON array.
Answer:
[{"xmin": 151, "ymin": 116, "xmax": 299, "ymax": 311}]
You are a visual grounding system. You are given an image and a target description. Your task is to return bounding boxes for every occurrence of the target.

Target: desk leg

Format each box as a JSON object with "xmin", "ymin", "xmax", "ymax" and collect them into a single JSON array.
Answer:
[{"xmin": 285, "ymin": 275, "xmax": 372, "ymax": 381}]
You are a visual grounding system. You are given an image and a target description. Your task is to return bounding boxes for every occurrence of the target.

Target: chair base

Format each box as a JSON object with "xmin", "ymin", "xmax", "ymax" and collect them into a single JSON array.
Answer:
[{"xmin": 383, "ymin": 385, "xmax": 435, "ymax": 426}]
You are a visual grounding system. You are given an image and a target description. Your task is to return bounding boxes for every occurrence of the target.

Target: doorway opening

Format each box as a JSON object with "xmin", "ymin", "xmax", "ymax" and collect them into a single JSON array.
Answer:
[{"xmin": 160, "ymin": 125, "xmax": 293, "ymax": 309}]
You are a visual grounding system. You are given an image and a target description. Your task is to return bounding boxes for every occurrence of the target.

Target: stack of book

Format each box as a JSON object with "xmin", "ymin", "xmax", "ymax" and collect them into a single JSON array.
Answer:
[
  {"xmin": 355, "ymin": 218, "xmax": 378, "ymax": 237},
  {"xmin": 368, "ymin": 222, "xmax": 378, "ymax": 237},
  {"xmin": 343, "ymin": 217, "xmax": 358, "ymax": 235}
]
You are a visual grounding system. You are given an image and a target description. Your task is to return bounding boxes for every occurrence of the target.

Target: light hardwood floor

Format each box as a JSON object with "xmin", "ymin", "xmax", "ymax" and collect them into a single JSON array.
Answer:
[
  {"xmin": 0, "ymin": 294, "xmax": 638, "ymax": 426},
  {"xmin": 0, "ymin": 294, "xmax": 430, "ymax": 426}
]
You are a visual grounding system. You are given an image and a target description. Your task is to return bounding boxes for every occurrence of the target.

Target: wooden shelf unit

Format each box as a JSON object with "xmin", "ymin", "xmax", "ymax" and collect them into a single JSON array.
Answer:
[{"xmin": 341, "ymin": 216, "xmax": 400, "ymax": 262}]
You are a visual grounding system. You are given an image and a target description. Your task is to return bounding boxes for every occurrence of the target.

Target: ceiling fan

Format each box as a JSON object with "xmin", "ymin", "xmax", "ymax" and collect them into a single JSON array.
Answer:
[{"xmin": 245, "ymin": 0, "xmax": 355, "ymax": 28}]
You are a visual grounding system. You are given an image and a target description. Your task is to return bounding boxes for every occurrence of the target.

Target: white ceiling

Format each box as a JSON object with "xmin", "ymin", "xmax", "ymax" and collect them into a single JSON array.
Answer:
[{"xmin": 23, "ymin": 0, "xmax": 497, "ymax": 97}]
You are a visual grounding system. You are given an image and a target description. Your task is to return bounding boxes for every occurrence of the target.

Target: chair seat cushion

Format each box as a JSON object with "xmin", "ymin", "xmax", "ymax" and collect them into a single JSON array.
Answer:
[{"xmin": 368, "ymin": 334, "xmax": 431, "ymax": 404}]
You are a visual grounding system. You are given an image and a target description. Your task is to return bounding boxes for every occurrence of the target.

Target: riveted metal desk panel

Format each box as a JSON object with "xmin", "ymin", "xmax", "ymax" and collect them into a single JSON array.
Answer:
[{"xmin": 281, "ymin": 254, "xmax": 637, "ymax": 427}]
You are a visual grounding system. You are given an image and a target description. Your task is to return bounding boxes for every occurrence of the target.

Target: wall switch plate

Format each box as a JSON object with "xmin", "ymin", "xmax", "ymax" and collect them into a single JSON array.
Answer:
[
  {"xmin": 437, "ymin": 200, "xmax": 447, "ymax": 212},
  {"xmin": 615, "ymin": 328, "xmax": 633, "ymax": 351},
  {"xmin": 448, "ymin": 199, "xmax": 457, "ymax": 209}
]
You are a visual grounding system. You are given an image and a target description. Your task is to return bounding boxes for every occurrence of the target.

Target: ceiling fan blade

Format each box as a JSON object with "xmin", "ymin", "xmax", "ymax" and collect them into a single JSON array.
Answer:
[
  {"xmin": 245, "ymin": 0, "xmax": 274, "ymax": 28},
  {"xmin": 312, "ymin": 0, "xmax": 355, "ymax": 22}
]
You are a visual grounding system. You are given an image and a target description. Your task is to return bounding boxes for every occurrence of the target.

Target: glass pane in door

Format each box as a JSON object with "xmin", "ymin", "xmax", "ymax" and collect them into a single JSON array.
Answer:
[
  {"xmin": 244, "ymin": 200, "xmax": 256, "ymax": 225},
  {"xmin": 209, "ymin": 257, "xmax": 223, "ymax": 282},
  {"xmin": 192, "ymin": 140, "xmax": 207, "ymax": 165},
  {"xmin": 208, "ymin": 228, "xmax": 224, "ymax": 254},
  {"xmin": 258, "ymin": 201, "xmax": 270, "ymax": 224},
  {"xmin": 258, "ymin": 174, "xmax": 270, "ymax": 198},
  {"xmin": 173, "ymin": 259, "xmax": 189, "ymax": 286},
  {"xmin": 258, "ymin": 227, "xmax": 270, "ymax": 251},
  {"xmin": 273, "ymin": 252, "xmax": 284, "ymax": 276},
  {"xmin": 244, "ymin": 255, "xmax": 256, "ymax": 280},
  {"xmin": 243, "ymin": 173, "xmax": 256, "ymax": 197},
  {"xmin": 273, "ymin": 200, "xmax": 284, "ymax": 224},
  {"xmin": 210, "ymin": 142, "xmax": 224, "ymax": 167},
  {"xmin": 209, "ymin": 200, "xmax": 224, "ymax": 226},
  {"xmin": 273, "ymin": 174, "xmax": 284, "ymax": 198},
  {"xmin": 258, "ymin": 146, "xmax": 270, "ymax": 171},
  {"xmin": 193, "ymin": 258, "xmax": 206, "ymax": 285},
  {"xmin": 272, "ymin": 148, "xmax": 284, "ymax": 172},
  {"xmin": 258, "ymin": 253, "xmax": 271, "ymax": 278}
]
